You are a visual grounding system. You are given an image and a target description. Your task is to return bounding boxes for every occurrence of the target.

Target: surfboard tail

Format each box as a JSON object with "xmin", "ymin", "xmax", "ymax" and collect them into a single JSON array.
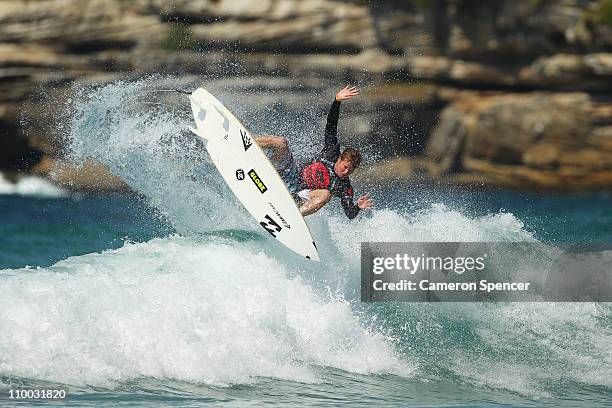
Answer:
[
  {"xmin": 189, "ymin": 94, "xmax": 210, "ymax": 140},
  {"xmin": 189, "ymin": 127, "xmax": 207, "ymax": 139}
]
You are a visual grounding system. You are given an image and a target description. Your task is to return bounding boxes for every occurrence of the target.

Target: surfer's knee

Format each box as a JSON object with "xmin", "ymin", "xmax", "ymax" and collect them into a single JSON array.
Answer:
[
  {"xmin": 311, "ymin": 189, "xmax": 331, "ymax": 204},
  {"xmin": 254, "ymin": 135, "xmax": 287, "ymax": 150},
  {"xmin": 276, "ymin": 137, "xmax": 289, "ymax": 153},
  {"xmin": 299, "ymin": 189, "xmax": 331, "ymax": 216},
  {"xmin": 320, "ymin": 189, "xmax": 331, "ymax": 203}
]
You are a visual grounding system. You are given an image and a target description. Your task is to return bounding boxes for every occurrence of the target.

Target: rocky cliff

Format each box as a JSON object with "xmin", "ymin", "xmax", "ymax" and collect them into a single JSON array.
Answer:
[{"xmin": 1, "ymin": 0, "xmax": 611, "ymax": 190}]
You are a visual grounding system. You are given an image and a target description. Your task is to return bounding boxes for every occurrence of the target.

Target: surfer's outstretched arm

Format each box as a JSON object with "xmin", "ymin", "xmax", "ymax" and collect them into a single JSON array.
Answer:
[
  {"xmin": 323, "ymin": 100, "xmax": 340, "ymax": 150},
  {"xmin": 254, "ymin": 135, "xmax": 289, "ymax": 161},
  {"xmin": 322, "ymin": 86, "xmax": 359, "ymax": 160}
]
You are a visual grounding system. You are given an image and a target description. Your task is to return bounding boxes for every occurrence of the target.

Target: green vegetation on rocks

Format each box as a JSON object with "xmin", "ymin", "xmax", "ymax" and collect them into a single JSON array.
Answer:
[
  {"xmin": 597, "ymin": 0, "xmax": 612, "ymax": 26},
  {"xmin": 161, "ymin": 23, "xmax": 195, "ymax": 51}
]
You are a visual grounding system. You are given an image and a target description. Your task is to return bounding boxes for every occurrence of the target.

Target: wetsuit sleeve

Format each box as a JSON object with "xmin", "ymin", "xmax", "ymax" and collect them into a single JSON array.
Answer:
[
  {"xmin": 340, "ymin": 183, "xmax": 360, "ymax": 219},
  {"xmin": 321, "ymin": 99, "xmax": 341, "ymax": 161}
]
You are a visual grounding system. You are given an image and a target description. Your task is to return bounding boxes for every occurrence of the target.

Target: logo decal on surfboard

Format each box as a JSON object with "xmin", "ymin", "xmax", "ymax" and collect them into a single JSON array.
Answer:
[
  {"xmin": 248, "ymin": 169, "xmax": 267, "ymax": 193},
  {"xmin": 268, "ymin": 202, "xmax": 290, "ymax": 229},
  {"xmin": 260, "ymin": 214, "xmax": 282, "ymax": 237},
  {"xmin": 236, "ymin": 169, "xmax": 245, "ymax": 180},
  {"xmin": 240, "ymin": 129, "xmax": 252, "ymax": 151}
]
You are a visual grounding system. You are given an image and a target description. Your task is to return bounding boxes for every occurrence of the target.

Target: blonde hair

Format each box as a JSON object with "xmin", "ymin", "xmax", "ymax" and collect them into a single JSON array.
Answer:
[{"xmin": 339, "ymin": 148, "xmax": 362, "ymax": 168}]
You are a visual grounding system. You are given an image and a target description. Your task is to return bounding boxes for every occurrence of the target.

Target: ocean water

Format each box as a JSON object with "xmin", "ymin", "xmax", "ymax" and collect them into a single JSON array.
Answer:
[{"xmin": 0, "ymin": 79, "xmax": 611, "ymax": 407}]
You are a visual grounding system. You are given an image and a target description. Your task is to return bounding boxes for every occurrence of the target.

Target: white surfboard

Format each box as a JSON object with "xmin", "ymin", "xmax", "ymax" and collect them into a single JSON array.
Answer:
[{"xmin": 189, "ymin": 88, "xmax": 319, "ymax": 261}]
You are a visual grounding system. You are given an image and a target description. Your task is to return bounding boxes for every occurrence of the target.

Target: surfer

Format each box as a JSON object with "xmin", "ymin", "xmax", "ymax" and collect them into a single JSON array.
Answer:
[{"xmin": 255, "ymin": 85, "xmax": 373, "ymax": 219}]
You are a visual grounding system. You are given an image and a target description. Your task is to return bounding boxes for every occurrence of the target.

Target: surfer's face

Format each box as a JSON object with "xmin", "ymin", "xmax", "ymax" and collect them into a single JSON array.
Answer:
[{"xmin": 334, "ymin": 159, "xmax": 354, "ymax": 178}]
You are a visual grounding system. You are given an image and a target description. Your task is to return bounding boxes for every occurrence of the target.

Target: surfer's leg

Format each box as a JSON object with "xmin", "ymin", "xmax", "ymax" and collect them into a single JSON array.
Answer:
[
  {"xmin": 299, "ymin": 189, "xmax": 331, "ymax": 216},
  {"xmin": 254, "ymin": 136, "xmax": 289, "ymax": 161}
]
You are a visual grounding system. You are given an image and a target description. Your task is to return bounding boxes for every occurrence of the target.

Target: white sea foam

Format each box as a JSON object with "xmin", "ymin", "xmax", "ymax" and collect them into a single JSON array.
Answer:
[
  {"xmin": 321, "ymin": 203, "xmax": 536, "ymax": 283},
  {"xmin": 0, "ymin": 172, "xmax": 67, "ymax": 198},
  {"xmin": 446, "ymin": 302, "xmax": 612, "ymax": 397},
  {"xmin": 0, "ymin": 236, "xmax": 413, "ymax": 386},
  {"xmin": 64, "ymin": 78, "xmax": 255, "ymax": 235}
]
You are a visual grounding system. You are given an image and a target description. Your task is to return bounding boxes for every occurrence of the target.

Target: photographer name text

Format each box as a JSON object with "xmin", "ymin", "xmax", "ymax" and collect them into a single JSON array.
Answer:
[{"xmin": 371, "ymin": 254, "xmax": 531, "ymax": 292}]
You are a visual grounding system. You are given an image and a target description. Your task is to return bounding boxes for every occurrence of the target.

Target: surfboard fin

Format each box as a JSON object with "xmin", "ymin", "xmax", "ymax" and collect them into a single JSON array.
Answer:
[{"xmin": 189, "ymin": 127, "xmax": 208, "ymax": 139}]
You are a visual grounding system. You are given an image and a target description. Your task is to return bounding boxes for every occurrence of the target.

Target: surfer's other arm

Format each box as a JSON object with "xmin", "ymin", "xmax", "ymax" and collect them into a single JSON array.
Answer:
[{"xmin": 339, "ymin": 179, "xmax": 374, "ymax": 220}]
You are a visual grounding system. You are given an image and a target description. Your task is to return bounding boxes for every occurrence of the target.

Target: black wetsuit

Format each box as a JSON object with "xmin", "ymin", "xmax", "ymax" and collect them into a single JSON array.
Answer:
[{"xmin": 301, "ymin": 100, "xmax": 361, "ymax": 219}]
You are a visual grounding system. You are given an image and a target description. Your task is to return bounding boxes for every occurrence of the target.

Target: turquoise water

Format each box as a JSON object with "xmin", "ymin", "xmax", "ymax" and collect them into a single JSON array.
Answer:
[
  {"xmin": 0, "ymin": 79, "xmax": 611, "ymax": 406},
  {"xmin": 2, "ymin": 186, "xmax": 611, "ymax": 270},
  {"xmin": 0, "ymin": 194, "xmax": 172, "ymax": 269}
]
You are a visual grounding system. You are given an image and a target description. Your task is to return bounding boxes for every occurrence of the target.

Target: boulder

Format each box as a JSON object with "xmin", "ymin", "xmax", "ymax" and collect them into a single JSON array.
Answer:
[
  {"xmin": 584, "ymin": 53, "xmax": 612, "ymax": 75},
  {"xmin": 423, "ymin": 90, "xmax": 612, "ymax": 189},
  {"xmin": 589, "ymin": 126, "xmax": 612, "ymax": 151},
  {"xmin": 425, "ymin": 106, "xmax": 469, "ymax": 175},
  {"xmin": 35, "ymin": 157, "xmax": 130, "ymax": 192},
  {"xmin": 520, "ymin": 53, "xmax": 612, "ymax": 90},
  {"xmin": 0, "ymin": 0, "xmax": 163, "ymax": 49},
  {"xmin": 189, "ymin": 5, "xmax": 376, "ymax": 52}
]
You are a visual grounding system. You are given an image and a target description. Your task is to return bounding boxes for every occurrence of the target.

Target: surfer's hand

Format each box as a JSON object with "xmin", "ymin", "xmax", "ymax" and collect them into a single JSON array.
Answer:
[
  {"xmin": 357, "ymin": 193, "xmax": 373, "ymax": 209},
  {"xmin": 335, "ymin": 85, "xmax": 359, "ymax": 102}
]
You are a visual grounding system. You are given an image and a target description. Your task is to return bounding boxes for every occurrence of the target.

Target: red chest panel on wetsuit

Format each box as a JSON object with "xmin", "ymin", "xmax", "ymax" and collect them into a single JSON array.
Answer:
[{"xmin": 303, "ymin": 162, "xmax": 331, "ymax": 190}]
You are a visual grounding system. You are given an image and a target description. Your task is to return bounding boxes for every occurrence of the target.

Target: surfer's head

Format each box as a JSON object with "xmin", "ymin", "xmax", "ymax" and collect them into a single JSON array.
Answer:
[{"xmin": 334, "ymin": 148, "xmax": 361, "ymax": 178}]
